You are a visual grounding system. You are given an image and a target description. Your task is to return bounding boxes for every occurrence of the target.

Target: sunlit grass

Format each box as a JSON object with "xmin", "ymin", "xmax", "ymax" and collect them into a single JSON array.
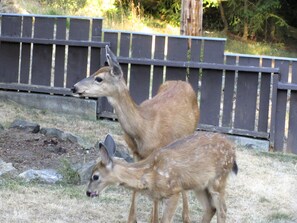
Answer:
[{"xmin": 11, "ymin": 0, "xmax": 297, "ymax": 58}]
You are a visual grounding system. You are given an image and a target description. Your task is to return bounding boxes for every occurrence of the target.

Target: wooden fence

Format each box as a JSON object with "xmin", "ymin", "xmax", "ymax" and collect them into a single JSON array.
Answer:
[{"xmin": 0, "ymin": 13, "xmax": 296, "ymax": 154}]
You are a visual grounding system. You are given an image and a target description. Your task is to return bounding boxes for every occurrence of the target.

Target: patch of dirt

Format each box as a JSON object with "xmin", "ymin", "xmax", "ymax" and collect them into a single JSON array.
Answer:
[{"xmin": 0, "ymin": 128, "xmax": 98, "ymax": 173}]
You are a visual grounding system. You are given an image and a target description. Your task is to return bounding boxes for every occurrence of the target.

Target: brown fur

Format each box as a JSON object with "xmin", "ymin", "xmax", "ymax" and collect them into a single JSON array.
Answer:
[
  {"xmin": 87, "ymin": 132, "xmax": 237, "ymax": 223},
  {"xmin": 73, "ymin": 46, "xmax": 199, "ymax": 222}
]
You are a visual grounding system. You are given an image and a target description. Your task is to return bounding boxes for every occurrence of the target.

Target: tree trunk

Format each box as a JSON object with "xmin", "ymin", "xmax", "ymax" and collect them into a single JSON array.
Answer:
[
  {"xmin": 218, "ymin": 0, "xmax": 228, "ymax": 33},
  {"xmin": 242, "ymin": 0, "xmax": 248, "ymax": 40},
  {"xmin": 180, "ymin": 0, "xmax": 203, "ymax": 36}
]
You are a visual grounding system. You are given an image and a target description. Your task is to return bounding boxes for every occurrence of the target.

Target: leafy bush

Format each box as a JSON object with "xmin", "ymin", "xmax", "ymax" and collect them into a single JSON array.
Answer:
[{"xmin": 39, "ymin": 0, "xmax": 87, "ymax": 14}]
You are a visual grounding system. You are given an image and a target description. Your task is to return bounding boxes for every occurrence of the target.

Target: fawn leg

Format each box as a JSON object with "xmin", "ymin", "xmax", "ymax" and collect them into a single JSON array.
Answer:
[
  {"xmin": 161, "ymin": 194, "xmax": 179, "ymax": 223},
  {"xmin": 150, "ymin": 200, "xmax": 159, "ymax": 223},
  {"xmin": 181, "ymin": 191, "xmax": 191, "ymax": 223},
  {"xmin": 208, "ymin": 182, "xmax": 227, "ymax": 223},
  {"xmin": 195, "ymin": 189, "xmax": 216, "ymax": 223},
  {"xmin": 128, "ymin": 190, "xmax": 138, "ymax": 223}
]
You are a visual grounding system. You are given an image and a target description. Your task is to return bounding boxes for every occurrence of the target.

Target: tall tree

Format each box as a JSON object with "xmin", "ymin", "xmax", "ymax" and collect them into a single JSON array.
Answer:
[{"xmin": 180, "ymin": 0, "xmax": 203, "ymax": 36}]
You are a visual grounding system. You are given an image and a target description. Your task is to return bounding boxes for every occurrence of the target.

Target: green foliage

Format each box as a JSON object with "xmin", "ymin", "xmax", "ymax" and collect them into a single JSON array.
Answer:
[
  {"xmin": 114, "ymin": 0, "xmax": 181, "ymax": 26},
  {"xmin": 39, "ymin": 0, "xmax": 87, "ymax": 14},
  {"xmin": 58, "ymin": 159, "xmax": 80, "ymax": 185},
  {"xmin": 226, "ymin": 0, "xmax": 287, "ymax": 41}
]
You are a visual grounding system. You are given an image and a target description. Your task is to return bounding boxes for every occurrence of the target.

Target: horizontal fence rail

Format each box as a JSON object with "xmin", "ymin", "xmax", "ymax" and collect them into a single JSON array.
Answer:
[
  {"xmin": 0, "ymin": 13, "xmax": 106, "ymax": 92},
  {"xmin": 0, "ymin": 13, "xmax": 296, "ymax": 154}
]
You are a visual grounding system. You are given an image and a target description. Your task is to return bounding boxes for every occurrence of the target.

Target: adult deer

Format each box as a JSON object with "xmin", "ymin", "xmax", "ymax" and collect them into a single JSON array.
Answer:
[
  {"xmin": 87, "ymin": 133, "xmax": 238, "ymax": 223},
  {"xmin": 72, "ymin": 45, "xmax": 199, "ymax": 222}
]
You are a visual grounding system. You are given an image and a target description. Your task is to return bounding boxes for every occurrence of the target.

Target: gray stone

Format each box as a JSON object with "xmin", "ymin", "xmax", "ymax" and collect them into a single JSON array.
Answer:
[
  {"xmin": 10, "ymin": 119, "xmax": 40, "ymax": 133},
  {"xmin": 40, "ymin": 127, "xmax": 64, "ymax": 139},
  {"xmin": 94, "ymin": 141, "xmax": 133, "ymax": 163},
  {"xmin": 227, "ymin": 135, "xmax": 269, "ymax": 152},
  {"xmin": 0, "ymin": 91, "xmax": 97, "ymax": 120},
  {"xmin": 0, "ymin": 159, "xmax": 17, "ymax": 176},
  {"xmin": 74, "ymin": 160, "xmax": 96, "ymax": 184},
  {"xmin": 0, "ymin": 123, "xmax": 4, "ymax": 132},
  {"xmin": 19, "ymin": 169, "xmax": 63, "ymax": 184},
  {"xmin": 62, "ymin": 132, "xmax": 84, "ymax": 145}
]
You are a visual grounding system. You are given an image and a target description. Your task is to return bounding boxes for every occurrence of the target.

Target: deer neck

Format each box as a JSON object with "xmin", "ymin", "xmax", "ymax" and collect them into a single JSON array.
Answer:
[
  {"xmin": 113, "ymin": 161, "xmax": 148, "ymax": 190},
  {"xmin": 107, "ymin": 87, "xmax": 144, "ymax": 137}
]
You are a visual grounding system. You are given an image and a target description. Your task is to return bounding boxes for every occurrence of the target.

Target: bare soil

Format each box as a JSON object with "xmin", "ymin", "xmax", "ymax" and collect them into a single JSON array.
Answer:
[{"xmin": 0, "ymin": 128, "xmax": 98, "ymax": 174}]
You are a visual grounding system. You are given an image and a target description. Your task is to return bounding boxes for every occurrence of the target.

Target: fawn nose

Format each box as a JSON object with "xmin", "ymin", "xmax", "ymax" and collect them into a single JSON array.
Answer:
[
  {"xmin": 71, "ymin": 86, "xmax": 77, "ymax": 93},
  {"xmin": 86, "ymin": 191, "xmax": 91, "ymax": 197}
]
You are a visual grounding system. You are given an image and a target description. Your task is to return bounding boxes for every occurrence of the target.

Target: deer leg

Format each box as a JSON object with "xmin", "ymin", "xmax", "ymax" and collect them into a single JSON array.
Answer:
[
  {"xmin": 195, "ymin": 189, "xmax": 216, "ymax": 223},
  {"xmin": 128, "ymin": 190, "xmax": 138, "ymax": 223},
  {"xmin": 150, "ymin": 200, "xmax": 159, "ymax": 223},
  {"xmin": 181, "ymin": 191, "xmax": 191, "ymax": 223},
  {"xmin": 161, "ymin": 194, "xmax": 179, "ymax": 223},
  {"xmin": 208, "ymin": 185, "xmax": 227, "ymax": 223}
]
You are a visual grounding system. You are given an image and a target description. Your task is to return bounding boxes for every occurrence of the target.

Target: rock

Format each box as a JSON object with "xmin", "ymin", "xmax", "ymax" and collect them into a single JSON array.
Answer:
[
  {"xmin": 19, "ymin": 169, "xmax": 63, "ymax": 184},
  {"xmin": 10, "ymin": 119, "xmax": 40, "ymax": 133},
  {"xmin": 0, "ymin": 123, "xmax": 4, "ymax": 132},
  {"xmin": 94, "ymin": 141, "xmax": 133, "ymax": 163},
  {"xmin": 40, "ymin": 127, "xmax": 64, "ymax": 139},
  {"xmin": 115, "ymin": 149, "xmax": 134, "ymax": 163},
  {"xmin": 62, "ymin": 132, "xmax": 84, "ymax": 145},
  {"xmin": 0, "ymin": 159, "xmax": 17, "ymax": 176},
  {"xmin": 40, "ymin": 128, "xmax": 86, "ymax": 147},
  {"xmin": 74, "ymin": 160, "xmax": 96, "ymax": 184}
]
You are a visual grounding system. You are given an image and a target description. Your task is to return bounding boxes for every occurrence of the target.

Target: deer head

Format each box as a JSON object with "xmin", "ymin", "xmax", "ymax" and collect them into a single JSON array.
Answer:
[
  {"xmin": 86, "ymin": 134, "xmax": 116, "ymax": 198},
  {"xmin": 72, "ymin": 45, "xmax": 125, "ymax": 98}
]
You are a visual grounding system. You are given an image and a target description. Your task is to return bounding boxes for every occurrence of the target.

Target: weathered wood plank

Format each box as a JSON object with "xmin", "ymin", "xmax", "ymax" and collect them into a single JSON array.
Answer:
[
  {"xmin": 31, "ymin": 17, "xmax": 54, "ymax": 86},
  {"xmin": 258, "ymin": 58, "xmax": 272, "ymax": 132},
  {"xmin": 129, "ymin": 34, "xmax": 152, "ymax": 104},
  {"xmin": 222, "ymin": 55, "xmax": 236, "ymax": 128},
  {"xmin": 199, "ymin": 39, "xmax": 224, "ymax": 126},
  {"xmin": 274, "ymin": 60, "xmax": 290, "ymax": 151},
  {"xmin": 287, "ymin": 61, "xmax": 297, "ymax": 153},
  {"xmin": 234, "ymin": 57, "xmax": 259, "ymax": 131}
]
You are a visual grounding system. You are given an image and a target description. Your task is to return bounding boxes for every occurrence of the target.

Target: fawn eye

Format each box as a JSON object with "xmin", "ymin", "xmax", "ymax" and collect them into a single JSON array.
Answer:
[
  {"xmin": 92, "ymin": 175, "xmax": 99, "ymax": 181},
  {"xmin": 95, "ymin": 76, "xmax": 103, "ymax": 83}
]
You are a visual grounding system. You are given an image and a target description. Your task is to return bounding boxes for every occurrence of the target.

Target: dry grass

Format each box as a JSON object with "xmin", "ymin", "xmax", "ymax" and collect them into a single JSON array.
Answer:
[{"xmin": 1, "ymin": 99, "xmax": 297, "ymax": 223}]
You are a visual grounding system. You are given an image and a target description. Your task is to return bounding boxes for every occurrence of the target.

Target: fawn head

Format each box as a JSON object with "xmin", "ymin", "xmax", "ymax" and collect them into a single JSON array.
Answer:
[
  {"xmin": 72, "ymin": 45, "xmax": 124, "ymax": 98},
  {"xmin": 86, "ymin": 134, "xmax": 116, "ymax": 198}
]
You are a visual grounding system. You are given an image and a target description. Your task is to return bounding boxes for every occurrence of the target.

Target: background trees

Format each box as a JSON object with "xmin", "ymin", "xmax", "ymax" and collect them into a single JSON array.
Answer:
[{"xmin": 112, "ymin": 0, "xmax": 296, "ymax": 42}]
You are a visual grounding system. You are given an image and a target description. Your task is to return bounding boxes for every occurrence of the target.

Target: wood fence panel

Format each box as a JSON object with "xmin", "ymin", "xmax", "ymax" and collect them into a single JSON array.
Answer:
[
  {"xmin": 0, "ymin": 15, "xmax": 21, "ymax": 83},
  {"xmin": 20, "ymin": 16, "xmax": 32, "ymax": 84},
  {"xmin": 66, "ymin": 18, "xmax": 89, "ymax": 88},
  {"xmin": 90, "ymin": 18, "xmax": 103, "ymax": 74},
  {"xmin": 31, "ymin": 17, "xmax": 54, "ymax": 86},
  {"xmin": 188, "ymin": 38, "xmax": 202, "ymax": 95},
  {"xmin": 234, "ymin": 57, "xmax": 259, "ymax": 131},
  {"xmin": 200, "ymin": 39, "xmax": 225, "ymax": 126},
  {"xmin": 119, "ymin": 32, "xmax": 130, "ymax": 82},
  {"xmin": 222, "ymin": 55, "xmax": 236, "ymax": 127},
  {"xmin": 103, "ymin": 31, "xmax": 118, "ymax": 55},
  {"xmin": 258, "ymin": 58, "xmax": 273, "ymax": 132},
  {"xmin": 54, "ymin": 17, "xmax": 67, "ymax": 87},
  {"xmin": 130, "ymin": 34, "xmax": 152, "ymax": 104},
  {"xmin": 274, "ymin": 60, "xmax": 290, "ymax": 151},
  {"xmin": 166, "ymin": 36, "xmax": 187, "ymax": 81},
  {"xmin": 151, "ymin": 35, "xmax": 165, "ymax": 97},
  {"xmin": 287, "ymin": 61, "xmax": 297, "ymax": 153},
  {"xmin": 99, "ymin": 31, "xmax": 119, "ymax": 115}
]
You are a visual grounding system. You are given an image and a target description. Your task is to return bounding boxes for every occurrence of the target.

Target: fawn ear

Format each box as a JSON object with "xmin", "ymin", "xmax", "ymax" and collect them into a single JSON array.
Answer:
[
  {"xmin": 98, "ymin": 142, "xmax": 113, "ymax": 167},
  {"xmin": 103, "ymin": 134, "xmax": 116, "ymax": 157},
  {"xmin": 105, "ymin": 45, "xmax": 123, "ymax": 78}
]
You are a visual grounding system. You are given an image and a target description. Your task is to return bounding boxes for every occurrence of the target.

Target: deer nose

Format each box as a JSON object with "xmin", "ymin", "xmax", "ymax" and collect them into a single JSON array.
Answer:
[
  {"xmin": 71, "ymin": 86, "xmax": 77, "ymax": 93},
  {"xmin": 86, "ymin": 191, "xmax": 91, "ymax": 197}
]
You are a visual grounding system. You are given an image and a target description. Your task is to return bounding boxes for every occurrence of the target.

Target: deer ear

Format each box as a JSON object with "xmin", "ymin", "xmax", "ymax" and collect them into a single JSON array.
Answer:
[
  {"xmin": 105, "ymin": 45, "xmax": 123, "ymax": 78},
  {"xmin": 104, "ymin": 134, "xmax": 116, "ymax": 157},
  {"xmin": 99, "ymin": 142, "xmax": 113, "ymax": 167}
]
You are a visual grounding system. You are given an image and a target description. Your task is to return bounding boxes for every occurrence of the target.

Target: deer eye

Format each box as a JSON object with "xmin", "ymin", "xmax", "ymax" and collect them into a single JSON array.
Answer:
[
  {"xmin": 92, "ymin": 175, "xmax": 99, "ymax": 181},
  {"xmin": 95, "ymin": 76, "xmax": 103, "ymax": 83}
]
